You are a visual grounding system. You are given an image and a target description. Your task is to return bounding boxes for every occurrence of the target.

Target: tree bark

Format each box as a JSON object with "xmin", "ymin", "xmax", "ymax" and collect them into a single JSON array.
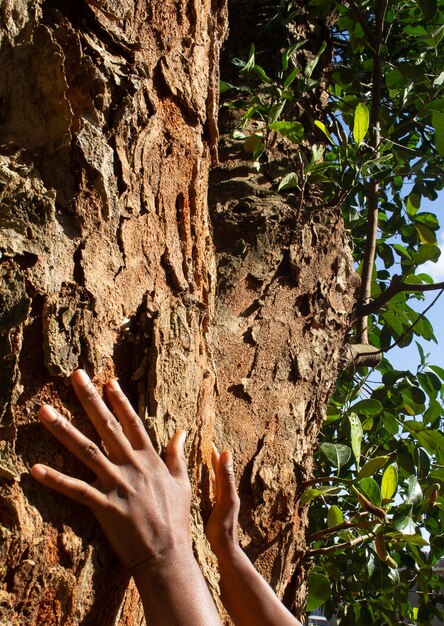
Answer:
[
  {"xmin": 0, "ymin": 1, "xmax": 226, "ymax": 624},
  {"xmin": 0, "ymin": 1, "xmax": 358, "ymax": 624}
]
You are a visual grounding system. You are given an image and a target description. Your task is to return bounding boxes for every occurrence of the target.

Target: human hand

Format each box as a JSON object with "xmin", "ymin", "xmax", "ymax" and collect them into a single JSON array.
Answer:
[
  {"xmin": 31, "ymin": 370, "xmax": 191, "ymax": 572},
  {"xmin": 205, "ymin": 446, "xmax": 240, "ymax": 556}
]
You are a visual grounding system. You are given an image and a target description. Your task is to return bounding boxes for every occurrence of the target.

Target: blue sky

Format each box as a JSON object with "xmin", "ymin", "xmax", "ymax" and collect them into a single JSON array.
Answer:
[{"xmin": 388, "ymin": 196, "xmax": 444, "ymax": 372}]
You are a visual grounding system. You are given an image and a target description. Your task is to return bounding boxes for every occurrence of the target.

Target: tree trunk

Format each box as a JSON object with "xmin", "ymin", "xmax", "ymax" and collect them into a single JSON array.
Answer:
[
  {"xmin": 0, "ymin": 1, "xmax": 226, "ymax": 623},
  {"xmin": 0, "ymin": 1, "xmax": 357, "ymax": 624}
]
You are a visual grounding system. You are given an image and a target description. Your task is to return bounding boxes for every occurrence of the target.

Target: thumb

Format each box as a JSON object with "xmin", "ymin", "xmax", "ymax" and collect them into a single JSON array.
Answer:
[
  {"xmin": 217, "ymin": 450, "xmax": 239, "ymax": 507},
  {"xmin": 165, "ymin": 430, "xmax": 189, "ymax": 483}
]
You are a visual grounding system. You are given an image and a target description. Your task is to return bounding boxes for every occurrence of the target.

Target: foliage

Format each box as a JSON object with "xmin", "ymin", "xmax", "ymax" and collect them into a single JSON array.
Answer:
[{"xmin": 221, "ymin": 0, "xmax": 444, "ymax": 624}]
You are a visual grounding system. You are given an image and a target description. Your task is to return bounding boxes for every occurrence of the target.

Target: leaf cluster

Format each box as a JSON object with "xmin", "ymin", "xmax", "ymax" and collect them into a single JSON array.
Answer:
[{"xmin": 308, "ymin": 347, "xmax": 444, "ymax": 625}]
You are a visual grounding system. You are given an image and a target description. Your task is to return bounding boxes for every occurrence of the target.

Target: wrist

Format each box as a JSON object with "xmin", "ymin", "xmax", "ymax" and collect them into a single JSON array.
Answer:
[
  {"xmin": 210, "ymin": 537, "xmax": 241, "ymax": 561},
  {"xmin": 129, "ymin": 542, "xmax": 195, "ymax": 582}
]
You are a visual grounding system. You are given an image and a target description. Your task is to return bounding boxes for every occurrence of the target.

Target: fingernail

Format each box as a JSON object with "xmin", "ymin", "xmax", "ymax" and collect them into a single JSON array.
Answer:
[
  {"xmin": 107, "ymin": 379, "xmax": 120, "ymax": 391},
  {"xmin": 31, "ymin": 465, "xmax": 47, "ymax": 479},
  {"xmin": 179, "ymin": 430, "xmax": 188, "ymax": 446},
  {"xmin": 39, "ymin": 405, "xmax": 58, "ymax": 423},
  {"xmin": 73, "ymin": 369, "xmax": 90, "ymax": 386}
]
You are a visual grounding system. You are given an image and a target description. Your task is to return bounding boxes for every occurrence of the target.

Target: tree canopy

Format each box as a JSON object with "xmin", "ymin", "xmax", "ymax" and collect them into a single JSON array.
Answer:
[{"xmin": 221, "ymin": 1, "xmax": 444, "ymax": 623}]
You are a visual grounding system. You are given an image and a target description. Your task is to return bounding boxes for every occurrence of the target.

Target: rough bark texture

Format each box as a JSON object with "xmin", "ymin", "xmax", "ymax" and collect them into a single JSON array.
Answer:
[
  {"xmin": 0, "ymin": 1, "xmax": 226, "ymax": 624},
  {"xmin": 0, "ymin": 1, "xmax": 358, "ymax": 624},
  {"xmin": 209, "ymin": 1, "xmax": 358, "ymax": 617},
  {"xmin": 210, "ymin": 150, "xmax": 358, "ymax": 616}
]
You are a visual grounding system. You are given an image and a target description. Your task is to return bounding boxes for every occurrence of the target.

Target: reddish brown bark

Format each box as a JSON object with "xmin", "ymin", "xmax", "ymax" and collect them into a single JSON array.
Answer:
[
  {"xmin": 0, "ymin": 1, "xmax": 357, "ymax": 624},
  {"xmin": 0, "ymin": 1, "xmax": 226, "ymax": 623}
]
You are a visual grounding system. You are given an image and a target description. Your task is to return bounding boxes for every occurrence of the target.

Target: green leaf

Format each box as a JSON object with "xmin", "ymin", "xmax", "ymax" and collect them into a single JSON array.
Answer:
[
  {"xmin": 320, "ymin": 443, "xmax": 351, "ymax": 468},
  {"xmin": 386, "ymin": 69, "xmax": 407, "ymax": 91},
  {"xmin": 306, "ymin": 572, "xmax": 331, "ymax": 612},
  {"xmin": 327, "ymin": 504, "xmax": 344, "ymax": 528},
  {"xmin": 415, "ymin": 223, "xmax": 437, "ymax": 244},
  {"xmin": 281, "ymin": 41, "xmax": 308, "ymax": 71},
  {"xmin": 353, "ymin": 103, "xmax": 369, "ymax": 145},
  {"xmin": 393, "ymin": 244, "xmax": 412, "ymax": 260},
  {"xmin": 361, "ymin": 154, "xmax": 394, "ymax": 178},
  {"xmin": 412, "ymin": 244, "xmax": 441, "ymax": 265},
  {"xmin": 278, "ymin": 172, "xmax": 299, "ymax": 191},
  {"xmin": 431, "ymin": 110, "xmax": 444, "ymax": 156},
  {"xmin": 423, "ymin": 399, "xmax": 442, "ymax": 425},
  {"xmin": 301, "ymin": 486, "xmax": 340, "ymax": 505},
  {"xmin": 382, "ymin": 311, "xmax": 404, "ymax": 337},
  {"xmin": 314, "ymin": 120, "xmax": 334, "ymax": 143},
  {"xmin": 404, "ymin": 422, "xmax": 444, "ymax": 456},
  {"xmin": 421, "ymin": 25, "xmax": 444, "ymax": 48},
  {"xmin": 268, "ymin": 101, "xmax": 285, "ymax": 124},
  {"xmin": 348, "ymin": 413, "xmax": 363, "ymax": 467},
  {"xmin": 351, "ymin": 399, "xmax": 383, "ymax": 416},
  {"xmin": 418, "ymin": 372, "xmax": 441, "ymax": 399},
  {"xmin": 268, "ymin": 121, "xmax": 304, "ymax": 144},
  {"xmin": 392, "ymin": 505, "xmax": 416, "ymax": 535},
  {"xmin": 357, "ymin": 456, "xmax": 390, "ymax": 480},
  {"xmin": 241, "ymin": 44, "xmax": 255, "ymax": 73},
  {"xmin": 430, "ymin": 365, "xmax": 444, "ymax": 381},
  {"xmin": 406, "ymin": 192, "xmax": 421, "ymax": 217},
  {"xmin": 252, "ymin": 64, "xmax": 272, "ymax": 84},
  {"xmin": 414, "ymin": 212, "xmax": 440, "ymax": 230},
  {"xmin": 405, "ymin": 475, "xmax": 422, "ymax": 506},
  {"xmin": 220, "ymin": 81, "xmax": 235, "ymax": 94},
  {"xmin": 284, "ymin": 66, "xmax": 300, "ymax": 89},
  {"xmin": 424, "ymin": 98, "xmax": 444, "ymax": 111},
  {"xmin": 403, "ymin": 533, "xmax": 429, "ymax": 547},
  {"xmin": 252, "ymin": 142, "xmax": 265, "ymax": 162},
  {"xmin": 304, "ymin": 41, "xmax": 327, "ymax": 79},
  {"xmin": 358, "ymin": 477, "xmax": 382, "ymax": 506},
  {"xmin": 387, "ymin": 531, "xmax": 429, "ymax": 547},
  {"xmin": 382, "ymin": 464, "xmax": 398, "ymax": 501}
]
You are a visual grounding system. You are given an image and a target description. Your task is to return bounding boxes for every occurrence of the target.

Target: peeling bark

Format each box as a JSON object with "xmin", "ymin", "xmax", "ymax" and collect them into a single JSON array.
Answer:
[
  {"xmin": 1, "ymin": 1, "xmax": 226, "ymax": 623},
  {"xmin": 209, "ymin": 138, "xmax": 359, "ymax": 617},
  {"xmin": 0, "ymin": 1, "xmax": 358, "ymax": 624}
]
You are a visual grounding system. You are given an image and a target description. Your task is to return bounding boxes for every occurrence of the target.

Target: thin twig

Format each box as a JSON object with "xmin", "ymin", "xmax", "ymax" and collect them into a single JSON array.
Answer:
[
  {"xmin": 295, "ymin": 152, "xmax": 306, "ymax": 221},
  {"xmin": 354, "ymin": 275, "xmax": 444, "ymax": 317},
  {"xmin": 302, "ymin": 476, "xmax": 351, "ymax": 489},
  {"xmin": 308, "ymin": 513, "xmax": 370, "ymax": 542},
  {"xmin": 309, "ymin": 533, "xmax": 373, "ymax": 556},
  {"xmin": 353, "ymin": 288, "xmax": 444, "ymax": 358}
]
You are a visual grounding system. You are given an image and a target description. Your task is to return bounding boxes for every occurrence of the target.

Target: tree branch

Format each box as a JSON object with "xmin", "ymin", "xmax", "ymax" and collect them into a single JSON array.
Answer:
[
  {"xmin": 351, "ymin": 287, "xmax": 444, "ymax": 360},
  {"xmin": 345, "ymin": 1, "xmax": 376, "ymax": 46},
  {"xmin": 309, "ymin": 533, "xmax": 372, "ymax": 556},
  {"xmin": 308, "ymin": 513, "xmax": 370, "ymax": 542},
  {"xmin": 354, "ymin": 274, "xmax": 444, "ymax": 317},
  {"xmin": 356, "ymin": 0, "xmax": 388, "ymax": 344},
  {"xmin": 302, "ymin": 476, "xmax": 351, "ymax": 489}
]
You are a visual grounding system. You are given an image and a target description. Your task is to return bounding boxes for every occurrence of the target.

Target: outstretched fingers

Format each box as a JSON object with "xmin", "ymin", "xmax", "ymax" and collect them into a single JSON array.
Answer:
[
  {"xmin": 71, "ymin": 370, "xmax": 133, "ymax": 463},
  {"xmin": 105, "ymin": 379, "xmax": 153, "ymax": 451},
  {"xmin": 31, "ymin": 464, "xmax": 108, "ymax": 510},
  {"xmin": 38, "ymin": 405, "xmax": 116, "ymax": 485}
]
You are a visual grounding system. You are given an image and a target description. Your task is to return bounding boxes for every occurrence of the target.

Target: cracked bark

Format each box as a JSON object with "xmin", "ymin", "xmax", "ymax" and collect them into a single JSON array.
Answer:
[
  {"xmin": 1, "ymin": 1, "xmax": 226, "ymax": 623},
  {"xmin": 0, "ymin": 1, "xmax": 357, "ymax": 624}
]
